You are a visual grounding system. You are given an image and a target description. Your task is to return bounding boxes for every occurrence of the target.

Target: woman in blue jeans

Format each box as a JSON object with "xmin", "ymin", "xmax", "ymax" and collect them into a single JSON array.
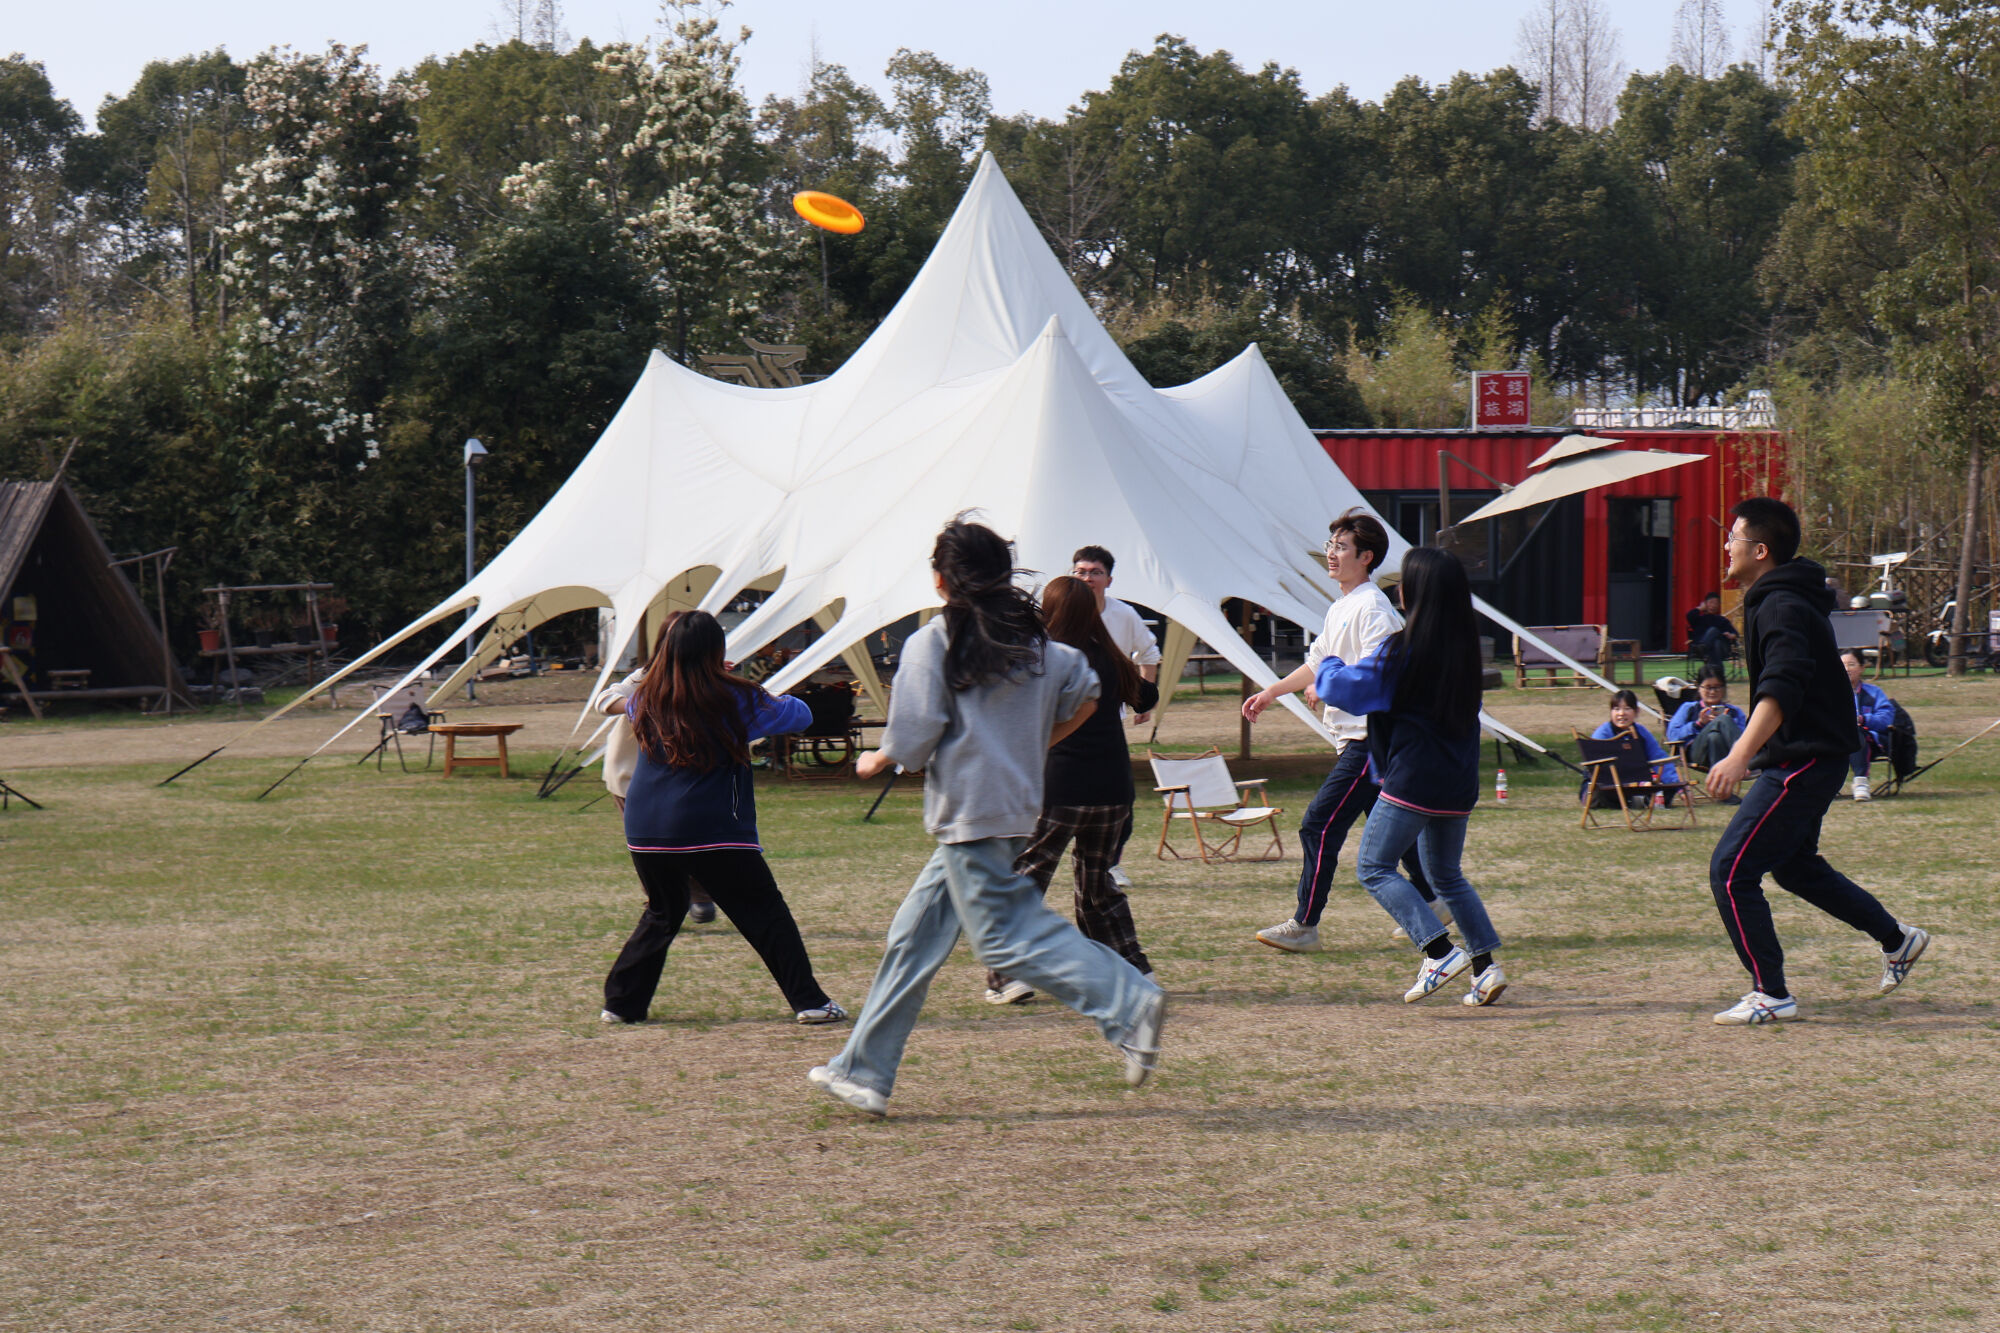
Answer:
[{"xmin": 1312, "ymin": 547, "xmax": 1507, "ymax": 1007}]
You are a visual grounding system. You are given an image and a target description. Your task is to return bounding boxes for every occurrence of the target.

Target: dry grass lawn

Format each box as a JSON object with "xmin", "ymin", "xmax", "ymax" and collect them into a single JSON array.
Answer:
[{"xmin": 4, "ymin": 672, "xmax": 2000, "ymax": 1331}]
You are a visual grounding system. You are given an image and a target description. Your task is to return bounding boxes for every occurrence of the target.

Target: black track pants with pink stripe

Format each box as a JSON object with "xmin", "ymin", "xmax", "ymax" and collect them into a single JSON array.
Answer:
[
  {"xmin": 1294, "ymin": 742, "xmax": 1432, "ymax": 928},
  {"xmin": 1708, "ymin": 756, "xmax": 1903, "ymax": 999}
]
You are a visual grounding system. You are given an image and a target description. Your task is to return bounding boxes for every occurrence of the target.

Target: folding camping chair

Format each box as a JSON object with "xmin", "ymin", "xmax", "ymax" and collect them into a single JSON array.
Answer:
[
  {"xmin": 358, "ymin": 683, "xmax": 448, "ymax": 772},
  {"xmin": 1148, "ymin": 748, "xmax": 1285, "ymax": 863},
  {"xmin": 1575, "ymin": 728, "xmax": 1696, "ymax": 831}
]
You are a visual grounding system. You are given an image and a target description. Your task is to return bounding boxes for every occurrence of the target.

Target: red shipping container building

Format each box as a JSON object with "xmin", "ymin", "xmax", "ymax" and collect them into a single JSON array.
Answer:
[{"xmin": 1314, "ymin": 428, "xmax": 1788, "ymax": 652}]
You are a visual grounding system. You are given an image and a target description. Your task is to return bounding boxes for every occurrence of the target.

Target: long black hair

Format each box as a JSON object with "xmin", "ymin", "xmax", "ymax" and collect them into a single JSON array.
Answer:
[
  {"xmin": 631, "ymin": 609, "xmax": 764, "ymax": 770},
  {"xmin": 1387, "ymin": 547, "xmax": 1482, "ymax": 734},
  {"xmin": 932, "ymin": 515, "xmax": 1047, "ymax": 692}
]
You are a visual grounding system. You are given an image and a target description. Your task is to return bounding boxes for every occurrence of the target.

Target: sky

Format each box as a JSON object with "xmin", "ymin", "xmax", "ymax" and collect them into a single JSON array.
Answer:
[{"xmin": 12, "ymin": 0, "xmax": 1757, "ymax": 130}]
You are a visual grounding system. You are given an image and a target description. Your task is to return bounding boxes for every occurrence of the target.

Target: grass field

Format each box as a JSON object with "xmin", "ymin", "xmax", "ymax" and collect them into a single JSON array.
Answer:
[{"xmin": 5, "ymin": 677, "xmax": 2000, "ymax": 1331}]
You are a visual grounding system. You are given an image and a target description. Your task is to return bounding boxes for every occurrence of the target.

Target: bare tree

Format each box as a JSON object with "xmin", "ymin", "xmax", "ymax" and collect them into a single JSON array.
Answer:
[
  {"xmin": 1563, "ymin": 0, "xmax": 1626, "ymax": 129},
  {"xmin": 1741, "ymin": 0, "xmax": 1778, "ymax": 82},
  {"xmin": 490, "ymin": 0, "xmax": 567, "ymax": 50},
  {"xmin": 1516, "ymin": 0, "xmax": 1568, "ymax": 125},
  {"xmin": 1516, "ymin": 0, "xmax": 1626, "ymax": 127},
  {"xmin": 1670, "ymin": 0, "xmax": 1733, "ymax": 78}
]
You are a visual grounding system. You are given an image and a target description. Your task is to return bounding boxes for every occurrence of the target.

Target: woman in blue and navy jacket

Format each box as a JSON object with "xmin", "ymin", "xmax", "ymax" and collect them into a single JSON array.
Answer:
[
  {"xmin": 1313, "ymin": 547, "xmax": 1508, "ymax": 1008},
  {"xmin": 600, "ymin": 610, "xmax": 845, "ymax": 1027}
]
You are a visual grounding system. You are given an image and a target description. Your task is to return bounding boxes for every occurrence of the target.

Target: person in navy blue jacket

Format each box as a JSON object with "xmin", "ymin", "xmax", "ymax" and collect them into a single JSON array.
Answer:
[
  {"xmin": 1312, "ymin": 547, "xmax": 1509, "ymax": 1008},
  {"xmin": 1840, "ymin": 649, "xmax": 1896, "ymax": 801},
  {"xmin": 600, "ymin": 610, "xmax": 846, "ymax": 1027}
]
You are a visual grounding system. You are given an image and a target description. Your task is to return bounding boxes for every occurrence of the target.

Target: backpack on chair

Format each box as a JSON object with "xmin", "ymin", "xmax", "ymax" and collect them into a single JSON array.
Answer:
[{"xmin": 1888, "ymin": 700, "xmax": 1919, "ymax": 782}]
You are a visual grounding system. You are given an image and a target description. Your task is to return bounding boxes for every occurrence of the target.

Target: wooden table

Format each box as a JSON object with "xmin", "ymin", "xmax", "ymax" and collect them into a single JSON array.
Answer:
[
  {"xmin": 428, "ymin": 722, "xmax": 525, "ymax": 777},
  {"xmin": 1605, "ymin": 639, "xmax": 1645, "ymax": 684}
]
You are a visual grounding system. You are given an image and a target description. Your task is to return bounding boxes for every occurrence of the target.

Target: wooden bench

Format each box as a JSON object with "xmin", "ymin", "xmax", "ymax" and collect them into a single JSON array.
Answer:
[
  {"xmin": 1514, "ymin": 625, "xmax": 1610, "ymax": 689},
  {"xmin": 428, "ymin": 722, "xmax": 525, "ymax": 778}
]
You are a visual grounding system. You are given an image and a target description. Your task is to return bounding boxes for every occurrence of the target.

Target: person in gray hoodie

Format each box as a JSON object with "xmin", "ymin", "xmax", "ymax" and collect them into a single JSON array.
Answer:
[{"xmin": 808, "ymin": 518, "xmax": 1168, "ymax": 1117}]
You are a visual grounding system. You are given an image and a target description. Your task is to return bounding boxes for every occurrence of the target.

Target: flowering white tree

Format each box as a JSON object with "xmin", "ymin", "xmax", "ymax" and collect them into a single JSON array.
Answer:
[
  {"xmin": 506, "ymin": 0, "xmax": 779, "ymax": 362},
  {"xmin": 222, "ymin": 44, "xmax": 431, "ymax": 465}
]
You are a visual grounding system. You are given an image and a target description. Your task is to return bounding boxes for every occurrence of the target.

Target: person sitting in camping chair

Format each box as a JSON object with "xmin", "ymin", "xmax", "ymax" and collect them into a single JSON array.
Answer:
[
  {"xmin": 1666, "ymin": 669, "xmax": 1748, "ymax": 773},
  {"xmin": 1842, "ymin": 649, "xmax": 1896, "ymax": 802},
  {"xmin": 1579, "ymin": 690, "xmax": 1679, "ymax": 808},
  {"xmin": 1686, "ymin": 591, "xmax": 1739, "ymax": 674}
]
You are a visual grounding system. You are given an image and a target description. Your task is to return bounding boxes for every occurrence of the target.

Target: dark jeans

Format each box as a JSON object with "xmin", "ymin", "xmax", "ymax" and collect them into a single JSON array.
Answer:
[
  {"xmin": 604, "ymin": 849, "xmax": 830, "ymax": 1020},
  {"xmin": 1850, "ymin": 729, "xmax": 1885, "ymax": 778},
  {"xmin": 1708, "ymin": 757, "xmax": 1903, "ymax": 999},
  {"xmin": 1691, "ymin": 627, "xmax": 1735, "ymax": 670},
  {"xmin": 1294, "ymin": 742, "xmax": 1432, "ymax": 927}
]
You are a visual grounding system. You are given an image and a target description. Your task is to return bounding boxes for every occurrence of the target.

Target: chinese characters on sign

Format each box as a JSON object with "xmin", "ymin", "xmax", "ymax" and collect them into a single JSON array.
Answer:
[{"xmin": 1472, "ymin": 371, "xmax": 1530, "ymax": 428}]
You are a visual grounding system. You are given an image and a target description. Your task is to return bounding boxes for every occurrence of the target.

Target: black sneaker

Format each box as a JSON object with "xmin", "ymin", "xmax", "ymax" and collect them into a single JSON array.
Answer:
[{"xmin": 689, "ymin": 900, "xmax": 718, "ymax": 924}]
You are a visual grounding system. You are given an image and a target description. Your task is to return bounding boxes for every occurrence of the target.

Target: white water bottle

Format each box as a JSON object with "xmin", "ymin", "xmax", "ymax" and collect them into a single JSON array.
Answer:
[{"xmin": 1495, "ymin": 768, "xmax": 1509, "ymax": 804}]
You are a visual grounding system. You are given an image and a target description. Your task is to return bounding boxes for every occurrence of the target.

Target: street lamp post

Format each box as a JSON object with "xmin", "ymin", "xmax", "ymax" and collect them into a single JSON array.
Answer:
[{"xmin": 464, "ymin": 438, "xmax": 488, "ymax": 700}]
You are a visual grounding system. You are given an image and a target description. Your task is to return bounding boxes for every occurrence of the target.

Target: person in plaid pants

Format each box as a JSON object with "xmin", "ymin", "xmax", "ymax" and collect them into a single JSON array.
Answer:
[{"xmin": 985, "ymin": 575, "xmax": 1160, "ymax": 1003}]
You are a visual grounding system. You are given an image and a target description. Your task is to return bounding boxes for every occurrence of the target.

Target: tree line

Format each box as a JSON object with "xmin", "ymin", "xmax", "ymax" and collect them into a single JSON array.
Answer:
[{"xmin": 0, "ymin": 0, "xmax": 1994, "ymax": 664}]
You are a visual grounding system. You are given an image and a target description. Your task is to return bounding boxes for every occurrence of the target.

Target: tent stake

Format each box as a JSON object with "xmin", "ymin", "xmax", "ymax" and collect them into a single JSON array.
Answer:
[
  {"xmin": 863, "ymin": 769, "xmax": 901, "ymax": 821},
  {"xmin": 256, "ymin": 757, "xmax": 311, "ymax": 800},
  {"xmin": 159, "ymin": 747, "xmax": 225, "ymax": 786}
]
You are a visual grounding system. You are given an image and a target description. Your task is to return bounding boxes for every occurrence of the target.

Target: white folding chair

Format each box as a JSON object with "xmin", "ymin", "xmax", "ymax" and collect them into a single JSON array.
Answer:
[{"xmin": 1147, "ymin": 748, "xmax": 1285, "ymax": 863}]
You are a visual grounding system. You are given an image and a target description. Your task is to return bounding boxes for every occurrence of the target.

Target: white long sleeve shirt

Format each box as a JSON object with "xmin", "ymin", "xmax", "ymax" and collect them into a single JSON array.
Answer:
[{"xmin": 1302, "ymin": 580, "xmax": 1403, "ymax": 743}]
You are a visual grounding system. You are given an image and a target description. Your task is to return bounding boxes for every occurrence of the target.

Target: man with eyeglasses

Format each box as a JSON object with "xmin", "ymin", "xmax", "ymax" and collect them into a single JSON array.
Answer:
[
  {"xmin": 1069, "ymin": 546, "xmax": 1163, "ymax": 894},
  {"xmin": 1068, "ymin": 546, "xmax": 1161, "ymax": 722},
  {"xmin": 1703, "ymin": 497, "xmax": 1929, "ymax": 1026},
  {"xmin": 1241, "ymin": 509, "xmax": 1441, "ymax": 955}
]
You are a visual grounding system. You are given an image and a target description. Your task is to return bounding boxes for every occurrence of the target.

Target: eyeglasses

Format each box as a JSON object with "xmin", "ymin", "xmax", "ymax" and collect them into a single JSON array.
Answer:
[{"xmin": 1071, "ymin": 566, "xmax": 1109, "ymax": 581}]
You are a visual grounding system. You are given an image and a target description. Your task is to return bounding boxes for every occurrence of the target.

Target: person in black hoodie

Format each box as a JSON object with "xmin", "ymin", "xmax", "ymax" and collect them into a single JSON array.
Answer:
[
  {"xmin": 982, "ymin": 575, "xmax": 1161, "ymax": 1004},
  {"xmin": 1703, "ymin": 498, "xmax": 1930, "ymax": 1025}
]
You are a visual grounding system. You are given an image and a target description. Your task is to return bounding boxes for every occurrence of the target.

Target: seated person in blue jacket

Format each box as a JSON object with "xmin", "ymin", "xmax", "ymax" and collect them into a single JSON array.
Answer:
[
  {"xmin": 1843, "ymin": 649, "xmax": 1895, "ymax": 802},
  {"xmin": 1686, "ymin": 591, "xmax": 1739, "ymax": 672},
  {"xmin": 1666, "ymin": 669, "xmax": 1748, "ymax": 771},
  {"xmin": 1580, "ymin": 689, "xmax": 1680, "ymax": 807}
]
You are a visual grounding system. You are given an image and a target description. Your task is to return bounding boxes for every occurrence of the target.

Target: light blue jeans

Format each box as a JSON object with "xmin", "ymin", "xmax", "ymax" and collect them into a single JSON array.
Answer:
[
  {"xmin": 1355, "ymin": 800, "xmax": 1502, "ymax": 958},
  {"xmin": 827, "ymin": 836, "xmax": 1161, "ymax": 1098}
]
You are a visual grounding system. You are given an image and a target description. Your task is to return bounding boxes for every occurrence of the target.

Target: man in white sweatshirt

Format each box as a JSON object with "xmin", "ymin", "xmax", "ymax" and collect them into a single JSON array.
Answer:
[{"xmin": 1241, "ymin": 510, "xmax": 1440, "ymax": 952}]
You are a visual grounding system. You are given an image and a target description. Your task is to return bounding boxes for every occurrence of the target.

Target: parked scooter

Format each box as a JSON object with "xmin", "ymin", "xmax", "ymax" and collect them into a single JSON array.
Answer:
[{"xmin": 1922, "ymin": 594, "xmax": 2000, "ymax": 669}]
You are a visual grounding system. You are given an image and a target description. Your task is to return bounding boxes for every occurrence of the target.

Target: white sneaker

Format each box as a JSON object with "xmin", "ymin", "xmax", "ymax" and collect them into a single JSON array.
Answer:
[
  {"xmin": 1853, "ymin": 773, "xmax": 1872, "ymax": 801},
  {"xmin": 1462, "ymin": 963, "xmax": 1508, "ymax": 1007},
  {"xmin": 1879, "ymin": 925, "xmax": 1930, "ymax": 993},
  {"xmin": 1109, "ymin": 863, "xmax": 1133, "ymax": 889},
  {"xmin": 982, "ymin": 979, "xmax": 1036, "ymax": 1005},
  {"xmin": 795, "ymin": 1001, "xmax": 848, "ymax": 1025},
  {"xmin": 1256, "ymin": 919, "xmax": 1321, "ymax": 952},
  {"xmin": 1713, "ymin": 991, "xmax": 1801, "ymax": 1025},
  {"xmin": 599, "ymin": 1008, "xmax": 642, "ymax": 1025},
  {"xmin": 807, "ymin": 1065, "xmax": 887, "ymax": 1117},
  {"xmin": 1119, "ymin": 991, "xmax": 1166, "ymax": 1087},
  {"xmin": 1403, "ymin": 946, "xmax": 1471, "ymax": 1003}
]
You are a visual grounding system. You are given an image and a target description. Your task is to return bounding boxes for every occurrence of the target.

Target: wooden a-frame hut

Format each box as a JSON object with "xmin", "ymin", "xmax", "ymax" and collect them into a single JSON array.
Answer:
[{"xmin": 0, "ymin": 479, "xmax": 193, "ymax": 714}]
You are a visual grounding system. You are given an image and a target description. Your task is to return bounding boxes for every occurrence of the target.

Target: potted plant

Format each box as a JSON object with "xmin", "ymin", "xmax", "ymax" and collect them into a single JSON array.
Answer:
[
  {"xmin": 197, "ymin": 604, "xmax": 222, "ymax": 654},
  {"xmin": 250, "ymin": 606, "xmax": 276, "ymax": 649}
]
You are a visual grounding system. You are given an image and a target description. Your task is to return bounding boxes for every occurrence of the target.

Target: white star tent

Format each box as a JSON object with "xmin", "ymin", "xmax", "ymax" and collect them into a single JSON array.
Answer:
[{"xmin": 196, "ymin": 153, "xmax": 1614, "ymax": 788}]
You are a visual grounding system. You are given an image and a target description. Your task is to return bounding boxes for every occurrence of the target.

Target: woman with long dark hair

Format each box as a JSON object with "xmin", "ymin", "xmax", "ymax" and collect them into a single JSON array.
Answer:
[
  {"xmin": 600, "ymin": 610, "xmax": 846, "ymax": 1026},
  {"xmin": 1312, "ymin": 547, "xmax": 1508, "ymax": 1007},
  {"xmin": 983, "ymin": 574, "xmax": 1161, "ymax": 1003},
  {"xmin": 808, "ymin": 517, "xmax": 1166, "ymax": 1118}
]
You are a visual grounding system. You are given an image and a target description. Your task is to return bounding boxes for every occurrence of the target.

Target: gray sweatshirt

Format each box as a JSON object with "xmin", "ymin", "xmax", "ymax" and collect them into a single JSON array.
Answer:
[{"xmin": 879, "ymin": 620, "xmax": 1100, "ymax": 843}]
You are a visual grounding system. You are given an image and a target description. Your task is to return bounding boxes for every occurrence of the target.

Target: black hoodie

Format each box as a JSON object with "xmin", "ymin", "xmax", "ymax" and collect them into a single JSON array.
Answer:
[{"xmin": 1740, "ymin": 556, "xmax": 1860, "ymax": 768}]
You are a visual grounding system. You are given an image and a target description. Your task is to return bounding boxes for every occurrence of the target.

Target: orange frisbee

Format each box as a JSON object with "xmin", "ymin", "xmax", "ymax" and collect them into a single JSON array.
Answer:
[{"xmin": 792, "ymin": 190, "xmax": 865, "ymax": 235}]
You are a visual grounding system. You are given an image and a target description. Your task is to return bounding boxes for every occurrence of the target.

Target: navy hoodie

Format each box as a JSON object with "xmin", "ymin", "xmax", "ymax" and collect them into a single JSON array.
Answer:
[
  {"xmin": 1314, "ymin": 641, "xmax": 1481, "ymax": 817},
  {"xmin": 623, "ymin": 690, "xmax": 811, "ymax": 851},
  {"xmin": 1740, "ymin": 557, "xmax": 1860, "ymax": 768}
]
